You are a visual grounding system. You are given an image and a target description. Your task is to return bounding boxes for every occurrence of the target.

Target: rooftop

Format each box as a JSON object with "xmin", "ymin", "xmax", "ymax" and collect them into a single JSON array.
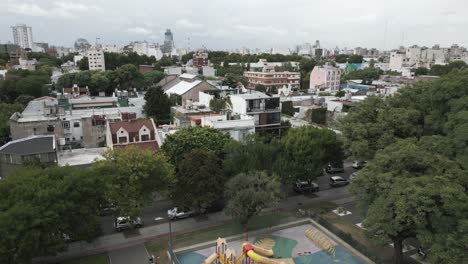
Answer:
[
  {"xmin": 109, "ymin": 119, "xmax": 155, "ymax": 134},
  {"xmin": 165, "ymin": 80, "xmax": 202, "ymax": 96},
  {"xmin": 57, "ymin": 147, "xmax": 106, "ymax": 166},
  {"xmin": 231, "ymin": 91, "xmax": 271, "ymax": 100},
  {"xmin": 0, "ymin": 135, "xmax": 55, "ymax": 155}
]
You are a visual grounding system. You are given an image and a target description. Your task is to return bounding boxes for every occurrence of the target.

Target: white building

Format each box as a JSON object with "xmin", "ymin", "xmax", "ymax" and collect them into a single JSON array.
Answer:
[
  {"xmin": 86, "ymin": 48, "xmax": 105, "ymax": 71},
  {"xmin": 201, "ymin": 114, "xmax": 255, "ymax": 142},
  {"xmin": 229, "ymin": 92, "xmax": 281, "ymax": 133},
  {"xmin": 11, "ymin": 24, "xmax": 33, "ymax": 49}
]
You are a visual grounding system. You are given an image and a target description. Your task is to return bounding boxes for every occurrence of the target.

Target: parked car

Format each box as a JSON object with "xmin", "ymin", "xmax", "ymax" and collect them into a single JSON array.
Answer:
[
  {"xmin": 349, "ymin": 172, "xmax": 358, "ymax": 181},
  {"xmin": 167, "ymin": 207, "xmax": 194, "ymax": 220},
  {"xmin": 114, "ymin": 216, "xmax": 143, "ymax": 232},
  {"xmin": 326, "ymin": 162, "xmax": 345, "ymax": 174},
  {"xmin": 329, "ymin": 176, "xmax": 349, "ymax": 187},
  {"xmin": 352, "ymin": 160, "xmax": 367, "ymax": 169},
  {"xmin": 293, "ymin": 180, "xmax": 319, "ymax": 193}
]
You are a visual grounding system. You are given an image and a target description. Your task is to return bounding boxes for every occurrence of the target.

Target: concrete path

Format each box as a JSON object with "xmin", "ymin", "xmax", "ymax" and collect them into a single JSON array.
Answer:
[{"xmin": 109, "ymin": 244, "xmax": 150, "ymax": 264}]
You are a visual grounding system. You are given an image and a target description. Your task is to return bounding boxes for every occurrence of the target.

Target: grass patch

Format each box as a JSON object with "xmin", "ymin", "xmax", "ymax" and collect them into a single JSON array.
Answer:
[
  {"xmin": 58, "ymin": 254, "xmax": 108, "ymax": 264},
  {"xmin": 145, "ymin": 211, "xmax": 299, "ymax": 264}
]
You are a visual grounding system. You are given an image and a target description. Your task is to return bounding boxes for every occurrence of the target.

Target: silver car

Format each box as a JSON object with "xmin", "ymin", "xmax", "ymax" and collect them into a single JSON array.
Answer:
[
  {"xmin": 167, "ymin": 207, "xmax": 194, "ymax": 220},
  {"xmin": 330, "ymin": 176, "xmax": 349, "ymax": 187},
  {"xmin": 114, "ymin": 216, "xmax": 143, "ymax": 232}
]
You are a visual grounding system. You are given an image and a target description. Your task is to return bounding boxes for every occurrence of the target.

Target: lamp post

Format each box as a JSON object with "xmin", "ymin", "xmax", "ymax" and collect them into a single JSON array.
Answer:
[{"xmin": 169, "ymin": 220, "xmax": 173, "ymax": 263}]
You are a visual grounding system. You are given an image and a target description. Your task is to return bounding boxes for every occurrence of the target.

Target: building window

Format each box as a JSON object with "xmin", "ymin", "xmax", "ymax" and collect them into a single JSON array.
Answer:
[
  {"xmin": 141, "ymin": 135, "xmax": 149, "ymax": 141},
  {"xmin": 118, "ymin": 136, "xmax": 127, "ymax": 144},
  {"xmin": 74, "ymin": 122, "xmax": 80, "ymax": 127},
  {"xmin": 62, "ymin": 121, "xmax": 70, "ymax": 129},
  {"xmin": 47, "ymin": 125, "xmax": 54, "ymax": 132}
]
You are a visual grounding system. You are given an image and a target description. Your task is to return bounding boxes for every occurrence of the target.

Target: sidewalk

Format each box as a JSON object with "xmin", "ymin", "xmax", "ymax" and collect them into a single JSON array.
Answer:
[{"xmin": 36, "ymin": 188, "xmax": 353, "ymax": 263}]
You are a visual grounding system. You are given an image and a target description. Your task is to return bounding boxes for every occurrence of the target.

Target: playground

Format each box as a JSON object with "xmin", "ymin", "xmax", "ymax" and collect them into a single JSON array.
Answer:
[{"xmin": 175, "ymin": 223, "xmax": 366, "ymax": 264}]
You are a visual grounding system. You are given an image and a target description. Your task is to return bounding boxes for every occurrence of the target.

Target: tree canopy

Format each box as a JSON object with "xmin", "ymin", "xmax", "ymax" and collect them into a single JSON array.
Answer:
[
  {"xmin": 276, "ymin": 126, "xmax": 344, "ymax": 183},
  {"xmin": 161, "ymin": 126, "xmax": 232, "ymax": 165},
  {"xmin": 143, "ymin": 85, "xmax": 172, "ymax": 125},
  {"xmin": 342, "ymin": 69, "xmax": 468, "ymax": 263},
  {"xmin": 172, "ymin": 149, "xmax": 225, "ymax": 213},
  {"xmin": 224, "ymin": 171, "xmax": 282, "ymax": 228},
  {"xmin": 0, "ymin": 166, "xmax": 106, "ymax": 263},
  {"xmin": 92, "ymin": 147, "xmax": 174, "ymax": 219}
]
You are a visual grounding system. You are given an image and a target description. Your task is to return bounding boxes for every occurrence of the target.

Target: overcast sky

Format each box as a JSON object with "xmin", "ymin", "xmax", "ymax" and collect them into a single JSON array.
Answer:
[{"xmin": 1, "ymin": 0, "xmax": 467, "ymax": 51}]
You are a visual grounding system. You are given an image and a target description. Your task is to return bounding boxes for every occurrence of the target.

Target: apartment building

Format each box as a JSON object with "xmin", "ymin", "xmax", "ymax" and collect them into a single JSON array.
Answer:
[
  {"xmin": 244, "ymin": 66, "xmax": 301, "ymax": 91},
  {"xmin": 86, "ymin": 48, "xmax": 105, "ymax": 71},
  {"xmin": 309, "ymin": 64, "xmax": 341, "ymax": 93},
  {"xmin": 229, "ymin": 92, "xmax": 281, "ymax": 133},
  {"xmin": 11, "ymin": 24, "xmax": 33, "ymax": 49}
]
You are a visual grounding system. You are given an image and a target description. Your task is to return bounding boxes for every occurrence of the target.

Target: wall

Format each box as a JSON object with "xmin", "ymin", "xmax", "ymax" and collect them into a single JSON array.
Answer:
[
  {"xmin": 181, "ymin": 82, "xmax": 216, "ymax": 105},
  {"xmin": 9, "ymin": 119, "xmax": 64, "ymax": 140},
  {"xmin": 81, "ymin": 117, "xmax": 106, "ymax": 148},
  {"xmin": 229, "ymin": 96, "xmax": 247, "ymax": 115}
]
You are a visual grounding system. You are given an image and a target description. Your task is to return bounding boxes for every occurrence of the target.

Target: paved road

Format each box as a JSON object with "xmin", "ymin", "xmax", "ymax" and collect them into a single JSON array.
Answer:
[
  {"xmin": 100, "ymin": 160, "xmax": 359, "ymax": 235},
  {"xmin": 108, "ymin": 244, "xmax": 150, "ymax": 264}
]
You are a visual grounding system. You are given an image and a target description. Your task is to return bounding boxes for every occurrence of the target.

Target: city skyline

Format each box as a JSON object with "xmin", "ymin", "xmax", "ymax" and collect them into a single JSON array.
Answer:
[{"xmin": 0, "ymin": 0, "xmax": 467, "ymax": 50}]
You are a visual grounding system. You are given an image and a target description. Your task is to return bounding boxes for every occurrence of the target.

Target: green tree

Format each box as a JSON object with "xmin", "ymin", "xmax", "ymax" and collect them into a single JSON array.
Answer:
[
  {"xmin": 115, "ymin": 64, "xmax": 144, "ymax": 89},
  {"xmin": 0, "ymin": 103, "xmax": 23, "ymax": 144},
  {"xmin": 254, "ymin": 84, "xmax": 267, "ymax": 93},
  {"xmin": 172, "ymin": 149, "xmax": 225, "ymax": 213},
  {"xmin": 209, "ymin": 97, "xmax": 227, "ymax": 113},
  {"xmin": 162, "ymin": 126, "xmax": 232, "ymax": 165},
  {"xmin": 89, "ymin": 71, "xmax": 111, "ymax": 95},
  {"xmin": 334, "ymin": 54, "xmax": 349, "ymax": 63},
  {"xmin": 0, "ymin": 166, "xmax": 106, "ymax": 264},
  {"xmin": 350, "ymin": 139, "xmax": 467, "ymax": 264},
  {"xmin": 143, "ymin": 70, "xmax": 165, "ymax": 88},
  {"xmin": 221, "ymin": 73, "xmax": 248, "ymax": 87},
  {"xmin": 225, "ymin": 171, "xmax": 282, "ymax": 228},
  {"xmin": 76, "ymin": 56, "xmax": 89, "ymax": 70},
  {"xmin": 181, "ymin": 52, "xmax": 194, "ymax": 64},
  {"xmin": 92, "ymin": 147, "xmax": 174, "ymax": 219},
  {"xmin": 281, "ymin": 101, "xmax": 296, "ymax": 116},
  {"xmin": 412, "ymin": 67, "xmax": 429, "ymax": 76},
  {"xmin": 276, "ymin": 127, "xmax": 343, "ymax": 183},
  {"xmin": 223, "ymin": 136, "xmax": 280, "ymax": 177},
  {"xmin": 335, "ymin": 90, "xmax": 346, "ymax": 98},
  {"xmin": 144, "ymin": 85, "xmax": 172, "ymax": 125}
]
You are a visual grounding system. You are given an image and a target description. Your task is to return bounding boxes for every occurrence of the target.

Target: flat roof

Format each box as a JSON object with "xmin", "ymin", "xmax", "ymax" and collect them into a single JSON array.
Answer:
[
  {"xmin": 57, "ymin": 147, "xmax": 106, "ymax": 166},
  {"xmin": 231, "ymin": 91, "xmax": 271, "ymax": 100}
]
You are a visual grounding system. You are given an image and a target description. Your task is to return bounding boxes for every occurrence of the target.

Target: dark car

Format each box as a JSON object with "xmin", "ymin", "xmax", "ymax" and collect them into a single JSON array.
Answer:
[
  {"xmin": 326, "ymin": 162, "xmax": 345, "ymax": 174},
  {"xmin": 293, "ymin": 181, "xmax": 319, "ymax": 193},
  {"xmin": 329, "ymin": 176, "xmax": 349, "ymax": 187}
]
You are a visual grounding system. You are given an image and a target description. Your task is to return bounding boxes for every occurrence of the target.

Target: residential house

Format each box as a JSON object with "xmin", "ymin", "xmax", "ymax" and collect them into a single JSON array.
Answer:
[
  {"xmin": 106, "ymin": 119, "xmax": 159, "ymax": 151},
  {"xmin": 164, "ymin": 73, "xmax": 217, "ymax": 105}
]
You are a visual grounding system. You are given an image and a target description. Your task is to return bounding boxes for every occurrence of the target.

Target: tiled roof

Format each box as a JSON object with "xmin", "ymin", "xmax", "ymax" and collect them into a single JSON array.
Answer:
[{"xmin": 109, "ymin": 119, "xmax": 155, "ymax": 134}]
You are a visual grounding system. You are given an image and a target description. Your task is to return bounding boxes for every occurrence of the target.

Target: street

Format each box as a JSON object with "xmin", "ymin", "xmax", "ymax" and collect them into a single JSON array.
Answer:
[{"xmin": 100, "ymin": 160, "xmax": 358, "ymax": 235}]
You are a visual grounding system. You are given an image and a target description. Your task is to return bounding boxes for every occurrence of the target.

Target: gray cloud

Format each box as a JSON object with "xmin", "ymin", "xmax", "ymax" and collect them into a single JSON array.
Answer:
[{"xmin": 0, "ymin": 0, "xmax": 467, "ymax": 50}]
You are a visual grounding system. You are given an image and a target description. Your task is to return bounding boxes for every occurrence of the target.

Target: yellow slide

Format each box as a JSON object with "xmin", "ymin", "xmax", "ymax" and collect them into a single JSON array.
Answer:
[
  {"xmin": 242, "ymin": 242, "xmax": 284, "ymax": 264},
  {"xmin": 203, "ymin": 253, "xmax": 218, "ymax": 264}
]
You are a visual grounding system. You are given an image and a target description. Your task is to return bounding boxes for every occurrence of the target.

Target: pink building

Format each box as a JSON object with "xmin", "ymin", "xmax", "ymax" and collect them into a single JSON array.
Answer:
[{"xmin": 309, "ymin": 64, "xmax": 341, "ymax": 93}]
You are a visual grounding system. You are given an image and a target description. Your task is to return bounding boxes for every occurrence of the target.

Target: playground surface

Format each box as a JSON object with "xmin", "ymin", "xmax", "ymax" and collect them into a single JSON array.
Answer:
[{"xmin": 176, "ymin": 224, "xmax": 365, "ymax": 264}]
